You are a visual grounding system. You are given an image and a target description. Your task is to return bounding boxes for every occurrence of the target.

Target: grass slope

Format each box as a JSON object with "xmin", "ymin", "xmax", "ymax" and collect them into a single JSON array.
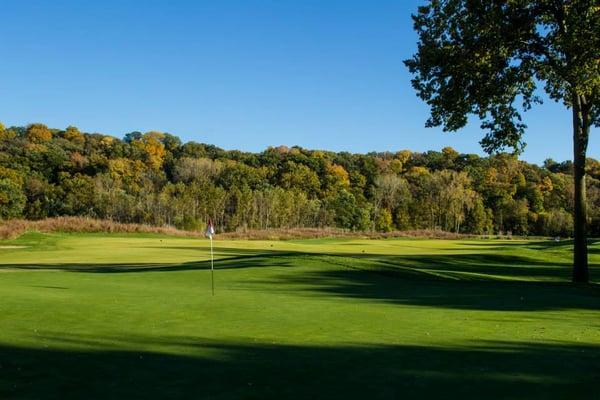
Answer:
[{"xmin": 1, "ymin": 233, "xmax": 599, "ymax": 399}]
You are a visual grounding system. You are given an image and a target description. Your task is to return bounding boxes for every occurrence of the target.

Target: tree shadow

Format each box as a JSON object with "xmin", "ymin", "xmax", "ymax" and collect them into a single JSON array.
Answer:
[
  {"xmin": 0, "ymin": 252, "xmax": 299, "ymax": 273},
  {"xmin": 322, "ymin": 253, "xmax": 575, "ymax": 279},
  {"xmin": 257, "ymin": 266, "xmax": 600, "ymax": 311},
  {"xmin": 1, "ymin": 333, "xmax": 599, "ymax": 399},
  {"xmin": 1, "ymin": 246, "xmax": 598, "ymax": 311},
  {"xmin": 0, "ymin": 243, "xmax": 586, "ymax": 279},
  {"xmin": 452, "ymin": 239, "xmax": 600, "ymax": 254}
]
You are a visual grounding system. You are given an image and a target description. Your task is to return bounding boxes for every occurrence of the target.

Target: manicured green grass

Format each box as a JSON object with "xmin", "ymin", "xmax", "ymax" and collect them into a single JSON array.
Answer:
[{"xmin": 1, "ymin": 233, "xmax": 599, "ymax": 399}]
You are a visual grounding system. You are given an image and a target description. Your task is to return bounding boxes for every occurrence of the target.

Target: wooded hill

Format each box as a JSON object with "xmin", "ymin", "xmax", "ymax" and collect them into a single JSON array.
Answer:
[{"xmin": 1, "ymin": 122, "xmax": 599, "ymax": 236}]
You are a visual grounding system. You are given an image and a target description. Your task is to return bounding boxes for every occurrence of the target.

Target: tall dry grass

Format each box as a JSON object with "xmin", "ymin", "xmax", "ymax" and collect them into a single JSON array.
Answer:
[
  {"xmin": 219, "ymin": 227, "xmax": 470, "ymax": 240},
  {"xmin": 0, "ymin": 217, "xmax": 477, "ymax": 241},
  {"xmin": 0, "ymin": 217, "xmax": 201, "ymax": 240}
]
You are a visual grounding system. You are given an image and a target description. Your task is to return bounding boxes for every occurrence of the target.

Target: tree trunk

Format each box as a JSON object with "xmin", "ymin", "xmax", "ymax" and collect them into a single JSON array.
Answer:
[{"xmin": 572, "ymin": 93, "xmax": 590, "ymax": 283}]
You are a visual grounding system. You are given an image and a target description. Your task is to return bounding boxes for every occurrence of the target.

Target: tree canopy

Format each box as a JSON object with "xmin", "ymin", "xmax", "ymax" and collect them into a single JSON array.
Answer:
[
  {"xmin": 1, "ymin": 122, "xmax": 599, "ymax": 239},
  {"xmin": 405, "ymin": 0, "xmax": 599, "ymax": 153}
]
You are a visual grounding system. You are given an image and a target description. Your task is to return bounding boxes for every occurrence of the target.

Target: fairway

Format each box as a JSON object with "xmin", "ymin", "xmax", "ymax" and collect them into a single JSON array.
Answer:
[{"xmin": 1, "ymin": 233, "xmax": 599, "ymax": 399}]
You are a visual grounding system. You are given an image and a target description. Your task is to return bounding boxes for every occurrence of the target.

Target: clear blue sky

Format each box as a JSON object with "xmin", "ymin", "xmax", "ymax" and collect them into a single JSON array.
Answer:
[{"xmin": 0, "ymin": 0, "xmax": 596, "ymax": 164}]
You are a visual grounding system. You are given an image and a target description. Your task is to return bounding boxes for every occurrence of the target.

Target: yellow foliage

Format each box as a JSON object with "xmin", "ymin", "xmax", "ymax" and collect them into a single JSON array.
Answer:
[
  {"xmin": 408, "ymin": 166, "xmax": 429, "ymax": 175},
  {"xmin": 540, "ymin": 176, "xmax": 554, "ymax": 193},
  {"xmin": 101, "ymin": 136, "xmax": 114, "ymax": 147},
  {"xmin": 63, "ymin": 126, "xmax": 85, "ymax": 144},
  {"xmin": 142, "ymin": 132, "xmax": 166, "ymax": 170},
  {"xmin": 396, "ymin": 150, "xmax": 412, "ymax": 164},
  {"xmin": 25, "ymin": 143, "xmax": 47, "ymax": 153},
  {"xmin": 0, "ymin": 124, "xmax": 16, "ymax": 141},
  {"xmin": 326, "ymin": 163, "xmax": 350, "ymax": 187},
  {"xmin": 485, "ymin": 167, "xmax": 498, "ymax": 183},
  {"xmin": 108, "ymin": 158, "xmax": 146, "ymax": 189},
  {"xmin": 26, "ymin": 123, "xmax": 52, "ymax": 142},
  {"xmin": 389, "ymin": 159, "xmax": 403, "ymax": 174},
  {"xmin": 442, "ymin": 146, "xmax": 459, "ymax": 158},
  {"xmin": 108, "ymin": 158, "xmax": 130, "ymax": 179},
  {"xmin": 0, "ymin": 167, "xmax": 24, "ymax": 186}
]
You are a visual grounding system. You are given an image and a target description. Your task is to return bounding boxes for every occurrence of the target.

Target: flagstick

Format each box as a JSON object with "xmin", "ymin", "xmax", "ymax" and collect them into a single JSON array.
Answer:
[{"xmin": 210, "ymin": 235, "xmax": 215, "ymax": 296}]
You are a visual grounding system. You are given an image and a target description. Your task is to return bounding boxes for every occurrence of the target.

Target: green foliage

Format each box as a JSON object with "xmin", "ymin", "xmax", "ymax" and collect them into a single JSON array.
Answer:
[
  {"xmin": 405, "ymin": 0, "xmax": 599, "ymax": 153},
  {"xmin": 0, "ymin": 122, "xmax": 597, "ymax": 236},
  {"xmin": 405, "ymin": 0, "xmax": 599, "ymax": 280},
  {"xmin": 279, "ymin": 162, "xmax": 320, "ymax": 197},
  {"xmin": 326, "ymin": 190, "xmax": 359, "ymax": 230},
  {"xmin": 465, "ymin": 197, "xmax": 493, "ymax": 235},
  {"xmin": 538, "ymin": 209, "xmax": 574, "ymax": 237},
  {"xmin": 0, "ymin": 178, "xmax": 26, "ymax": 219},
  {"xmin": 375, "ymin": 208, "xmax": 394, "ymax": 232}
]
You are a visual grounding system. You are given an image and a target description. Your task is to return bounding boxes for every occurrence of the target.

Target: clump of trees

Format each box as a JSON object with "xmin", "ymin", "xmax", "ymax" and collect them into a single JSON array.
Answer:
[{"xmin": 1, "ymin": 122, "xmax": 599, "ymax": 237}]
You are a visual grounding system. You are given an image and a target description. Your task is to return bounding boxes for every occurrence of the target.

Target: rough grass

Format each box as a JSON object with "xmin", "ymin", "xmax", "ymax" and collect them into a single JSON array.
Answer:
[
  {"xmin": 1, "ymin": 217, "xmax": 479, "ymax": 241},
  {"xmin": 220, "ymin": 227, "xmax": 470, "ymax": 240},
  {"xmin": 1, "ymin": 233, "xmax": 599, "ymax": 399},
  {"xmin": 0, "ymin": 217, "xmax": 199, "ymax": 240}
]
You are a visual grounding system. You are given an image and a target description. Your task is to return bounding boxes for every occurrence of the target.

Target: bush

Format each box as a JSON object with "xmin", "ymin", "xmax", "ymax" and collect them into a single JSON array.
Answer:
[
  {"xmin": 538, "ymin": 209, "xmax": 573, "ymax": 237},
  {"xmin": 0, "ymin": 179, "xmax": 26, "ymax": 220},
  {"xmin": 375, "ymin": 209, "xmax": 394, "ymax": 232}
]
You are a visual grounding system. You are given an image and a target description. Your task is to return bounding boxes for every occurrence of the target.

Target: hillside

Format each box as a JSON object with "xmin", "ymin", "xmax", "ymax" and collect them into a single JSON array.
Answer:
[{"xmin": 1, "ymin": 122, "xmax": 599, "ymax": 236}]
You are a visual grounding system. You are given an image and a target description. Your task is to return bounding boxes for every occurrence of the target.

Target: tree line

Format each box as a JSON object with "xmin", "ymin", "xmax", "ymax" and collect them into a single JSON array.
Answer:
[{"xmin": 1, "ymin": 122, "xmax": 599, "ymax": 236}]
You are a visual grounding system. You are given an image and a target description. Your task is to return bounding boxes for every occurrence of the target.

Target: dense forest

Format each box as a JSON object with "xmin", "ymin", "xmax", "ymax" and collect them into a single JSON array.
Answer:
[{"xmin": 1, "ymin": 122, "xmax": 599, "ymax": 236}]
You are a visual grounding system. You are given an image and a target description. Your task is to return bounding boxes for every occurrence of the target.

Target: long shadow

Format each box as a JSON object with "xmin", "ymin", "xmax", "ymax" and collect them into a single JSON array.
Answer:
[
  {"xmin": 0, "ymin": 253, "xmax": 299, "ymax": 273},
  {"xmin": 257, "ymin": 267, "xmax": 600, "ymax": 311},
  {"xmin": 1, "ymin": 333, "xmax": 599, "ymax": 399},
  {"xmin": 457, "ymin": 239, "xmax": 566, "ymax": 247},
  {"xmin": 452, "ymin": 239, "xmax": 600, "ymax": 255},
  {"xmin": 0, "ymin": 246, "xmax": 586, "ymax": 278},
  {"xmin": 326, "ymin": 253, "xmax": 575, "ymax": 279},
  {"xmin": 2, "ymin": 246, "xmax": 599, "ymax": 311},
  {"xmin": 139, "ymin": 245, "xmax": 288, "ymax": 254},
  {"xmin": 0, "ymin": 251, "xmax": 571, "ymax": 279}
]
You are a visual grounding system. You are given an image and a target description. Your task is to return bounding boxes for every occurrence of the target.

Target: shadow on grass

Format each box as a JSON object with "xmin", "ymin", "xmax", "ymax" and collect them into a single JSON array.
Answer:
[
  {"xmin": 0, "ymin": 244, "xmax": 584, "ymax": 277},
  {"xmin": 0, "ymin": 251, "xmax": 300, "ymax": 273},
  {"xmin": 257, "ymin": 266, "xmax": 600, "ymax": 311},
  {"xmin": 1, "ymin": 249, "xmax": 598, "ymax": 311},
  {"xmin": 0, "ymin": 251, "xmax": 579, "ymax": 282},
  {"xmin": 331, "ymin": 253, "xmax": 575, "ymax": 279},
  {"xmin": 1, "ymin": 334, "xmax": 599, "ymax": 399}
]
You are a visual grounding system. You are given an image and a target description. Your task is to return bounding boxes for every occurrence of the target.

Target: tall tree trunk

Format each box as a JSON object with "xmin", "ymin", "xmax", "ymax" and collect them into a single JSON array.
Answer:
[{"xmin": 572, "ymin": 93, "xmax": 590, "ymax": 283}]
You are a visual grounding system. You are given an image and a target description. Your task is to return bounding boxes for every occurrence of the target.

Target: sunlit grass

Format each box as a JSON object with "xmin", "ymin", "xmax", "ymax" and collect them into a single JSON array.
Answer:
[{"xmin": 1, "ymin": 233, "xmax": 598, "ymax": 399}]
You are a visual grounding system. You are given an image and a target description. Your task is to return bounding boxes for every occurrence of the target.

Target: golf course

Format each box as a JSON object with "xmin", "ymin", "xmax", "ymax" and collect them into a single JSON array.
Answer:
[{"xmin": 1, "ymin": 232, "xmax": 599, "ymax": 399}]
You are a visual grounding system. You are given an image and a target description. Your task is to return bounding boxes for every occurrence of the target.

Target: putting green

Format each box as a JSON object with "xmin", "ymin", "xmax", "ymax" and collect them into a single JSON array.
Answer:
[{"xmin": 1, "ymin": 232, "xmax": 599, "ymax": 399}]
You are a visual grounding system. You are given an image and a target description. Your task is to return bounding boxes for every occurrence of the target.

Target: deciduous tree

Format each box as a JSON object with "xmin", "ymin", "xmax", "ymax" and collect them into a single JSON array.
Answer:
[{"xmin": 405, "ymin": 0, "xmax": 599, "ymax": 282}]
